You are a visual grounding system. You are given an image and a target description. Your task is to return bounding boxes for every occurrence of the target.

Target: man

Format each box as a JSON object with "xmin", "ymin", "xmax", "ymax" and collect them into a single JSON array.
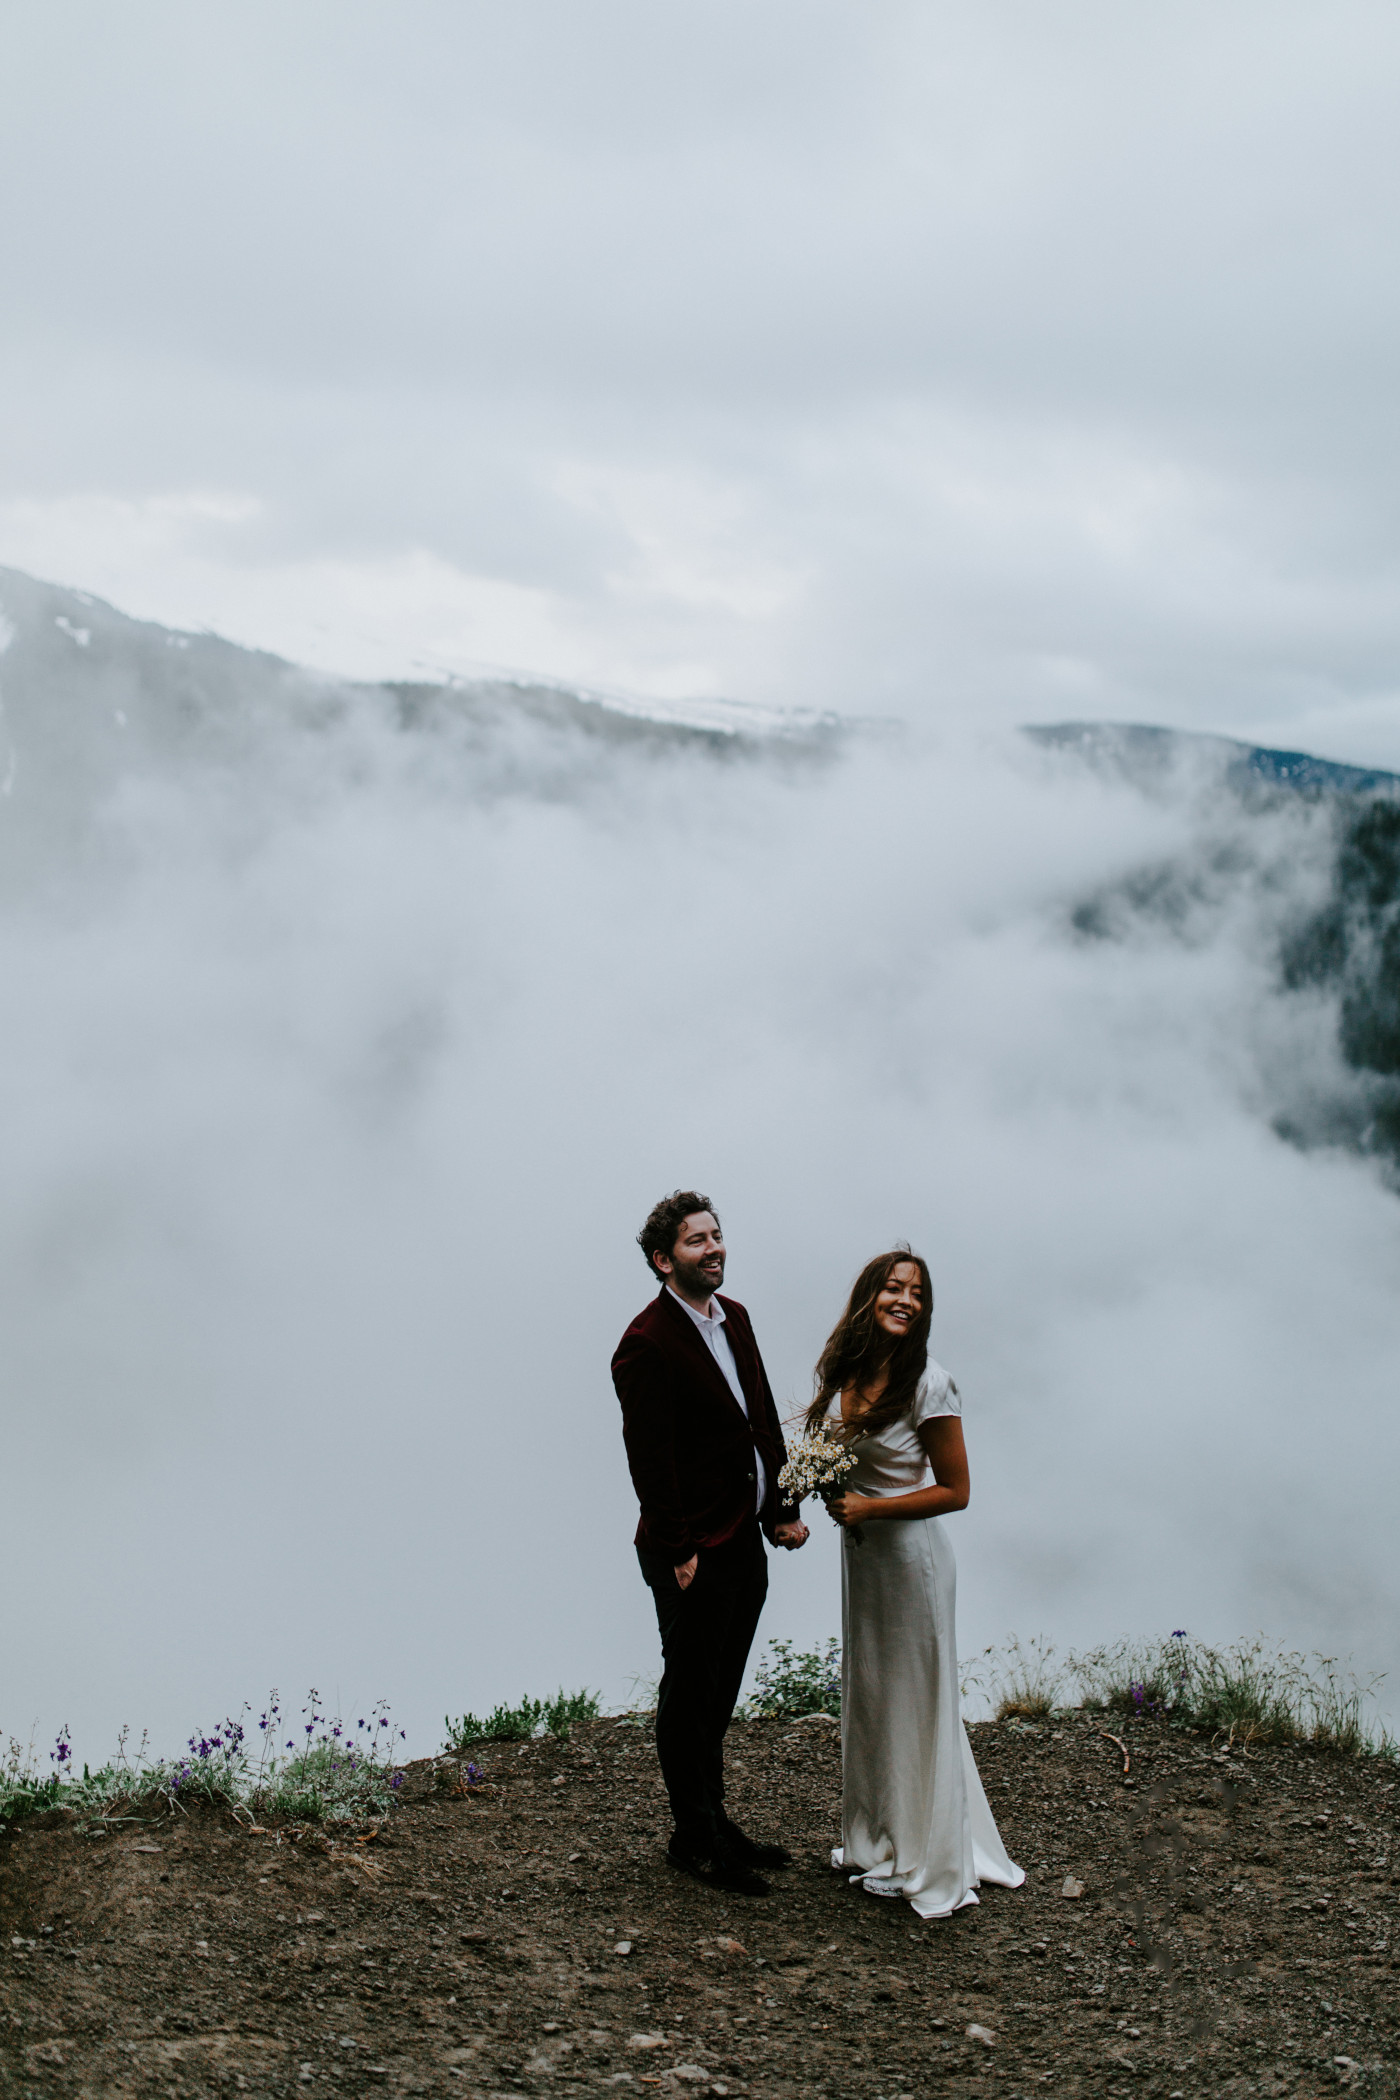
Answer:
[{"xmin": 613, "ymin": 1190, "xmax": 809, "ymax": 1897}]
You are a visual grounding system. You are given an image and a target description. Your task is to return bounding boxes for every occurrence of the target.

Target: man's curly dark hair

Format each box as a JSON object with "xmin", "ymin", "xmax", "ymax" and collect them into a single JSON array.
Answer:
[{"xmin": 637, "ymin": 1189, "xmax": 721, "ymax": 1276}]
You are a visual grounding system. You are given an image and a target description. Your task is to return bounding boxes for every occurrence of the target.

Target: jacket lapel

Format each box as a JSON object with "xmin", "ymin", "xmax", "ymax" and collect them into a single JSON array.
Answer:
[
  {"xmin": 714, "ymin": 1295, "xmax": 762, "ymax": 1415},
  {"xmin": 655, "ymin": 1287, "xmax": 753, "ymax": 1424},
  {"xmin": 720, "ymin": 1304, "xmax": 781, "ymax": 1465}
]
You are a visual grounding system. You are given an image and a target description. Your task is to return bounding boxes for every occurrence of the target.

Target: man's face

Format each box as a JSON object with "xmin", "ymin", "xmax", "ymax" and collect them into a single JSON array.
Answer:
[{"xmin": 654, "ymin": 1211, "xmax": 725, "ymax": 1303}]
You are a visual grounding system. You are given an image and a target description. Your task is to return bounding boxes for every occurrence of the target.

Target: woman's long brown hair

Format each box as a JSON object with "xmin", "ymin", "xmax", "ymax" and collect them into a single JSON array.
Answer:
[{"xmin": 806, "ymin": 1246, "xmax": 934, "ymax": 1442}]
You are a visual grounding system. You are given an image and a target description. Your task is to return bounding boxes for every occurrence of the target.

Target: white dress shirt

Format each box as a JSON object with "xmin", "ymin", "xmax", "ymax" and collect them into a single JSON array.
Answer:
[{"xmin": 667, "ymin": 1286, "xmax": 769, "ymax": 1515}]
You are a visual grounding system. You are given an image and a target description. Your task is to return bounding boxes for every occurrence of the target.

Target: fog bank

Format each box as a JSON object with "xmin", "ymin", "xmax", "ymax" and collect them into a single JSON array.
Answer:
[{"xmin": 3, "ymin": 579, "xmax": 1396, "ymax": 1758}]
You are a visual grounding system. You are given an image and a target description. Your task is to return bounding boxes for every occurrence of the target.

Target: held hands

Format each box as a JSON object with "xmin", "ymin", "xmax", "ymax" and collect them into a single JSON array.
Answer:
[{"xmin": 675, "ymin": 1520, "xmax": 809, "ymax": 1586}]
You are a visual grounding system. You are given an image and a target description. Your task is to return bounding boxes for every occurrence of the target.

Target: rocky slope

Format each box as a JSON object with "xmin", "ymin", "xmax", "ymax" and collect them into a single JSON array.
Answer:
[{"xmin": 1, "ymin": 1709, "xmax": 1396, "ymax": 2098}]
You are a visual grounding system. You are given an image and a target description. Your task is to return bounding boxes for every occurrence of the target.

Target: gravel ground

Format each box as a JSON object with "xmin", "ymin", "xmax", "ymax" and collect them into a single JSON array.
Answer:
[{"xmin": 1, "ymin": 1708, "xmax": 1396, "ymax": 2098}]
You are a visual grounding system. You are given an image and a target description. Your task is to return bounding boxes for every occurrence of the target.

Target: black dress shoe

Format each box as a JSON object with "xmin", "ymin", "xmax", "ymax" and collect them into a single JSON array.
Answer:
[
  {"xmin": 720, "ymin": 1815, "xmax": 792, "ymax": 1870},
  {"xmin": 667, "ymin": 1837, "xmax": 770, "ymax": 1897}
]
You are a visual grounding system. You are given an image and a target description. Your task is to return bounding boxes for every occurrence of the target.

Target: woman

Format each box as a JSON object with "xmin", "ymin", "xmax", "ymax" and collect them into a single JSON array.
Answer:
[{"xmin": 810, "ymin": 1247, "xmax": 1023, "ymax": 1919}]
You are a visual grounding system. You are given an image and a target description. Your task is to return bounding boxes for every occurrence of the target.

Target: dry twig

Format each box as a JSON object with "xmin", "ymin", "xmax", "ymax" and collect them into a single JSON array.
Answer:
[{"xmin": 1099, "ymin": 1729, "xmax": 1130, "ymax": 1775}]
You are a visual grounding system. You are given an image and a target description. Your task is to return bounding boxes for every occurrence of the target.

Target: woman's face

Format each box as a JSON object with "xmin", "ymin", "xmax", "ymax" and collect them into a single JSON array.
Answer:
[{"xmin": 873, "ymin": 1261, "xmax": 923, "ymax": 1343}]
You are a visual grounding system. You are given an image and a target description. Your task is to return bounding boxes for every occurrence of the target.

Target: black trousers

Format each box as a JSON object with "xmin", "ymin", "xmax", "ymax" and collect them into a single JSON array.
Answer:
[{"xmin": 637, "ymin": 1521, "xmax": 769, "ymax": 1850}]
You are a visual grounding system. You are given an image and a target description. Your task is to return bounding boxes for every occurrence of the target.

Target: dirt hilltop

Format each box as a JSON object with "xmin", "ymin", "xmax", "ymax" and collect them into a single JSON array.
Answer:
[{"xmin": 1, "ymin": 1708, "xmax": 1396, "ymax": 2098}]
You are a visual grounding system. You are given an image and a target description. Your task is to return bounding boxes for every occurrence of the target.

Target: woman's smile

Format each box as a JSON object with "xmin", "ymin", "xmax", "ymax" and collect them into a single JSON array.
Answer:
[{"xmin": 873, "ymin": 1261, "xmax": 923, "ymax": 1341}]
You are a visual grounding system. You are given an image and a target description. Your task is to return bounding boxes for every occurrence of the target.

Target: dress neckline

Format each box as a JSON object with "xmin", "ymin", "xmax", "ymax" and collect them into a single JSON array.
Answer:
[{"xmin": 837, "ymin": 1381, "xmax": 889, "ymax": 1431}]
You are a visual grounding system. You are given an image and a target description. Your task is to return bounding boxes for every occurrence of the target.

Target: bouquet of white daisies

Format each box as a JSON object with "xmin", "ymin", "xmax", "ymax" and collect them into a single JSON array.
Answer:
[{"xmin": 778, "ymin": 1424, "xmax": 863, "ymax": 1542}]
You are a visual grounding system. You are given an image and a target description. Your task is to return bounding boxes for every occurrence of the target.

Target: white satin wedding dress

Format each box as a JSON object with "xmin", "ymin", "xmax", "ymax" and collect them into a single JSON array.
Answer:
[{"xmin": 827, "ymin": 1367, "xmax": 1024, "ymax": 1920}]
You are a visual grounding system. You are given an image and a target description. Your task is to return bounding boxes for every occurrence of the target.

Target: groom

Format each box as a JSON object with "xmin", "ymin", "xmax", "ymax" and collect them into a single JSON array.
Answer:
[{"xmin": 613, "ymin": 1191, "xmax": 809, "ymax": 1897}]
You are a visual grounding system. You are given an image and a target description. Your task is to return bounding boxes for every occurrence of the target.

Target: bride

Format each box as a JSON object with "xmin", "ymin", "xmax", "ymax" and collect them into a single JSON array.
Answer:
[{"xmin": 809, "ymin": 1247, "xmax": 1024, "ymax": 1919}]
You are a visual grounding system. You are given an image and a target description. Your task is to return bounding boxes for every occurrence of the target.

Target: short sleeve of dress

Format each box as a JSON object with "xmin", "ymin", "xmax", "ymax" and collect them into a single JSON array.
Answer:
[{"xmin": 913, "ymin": 1364, "xmax": 962, "ymax": 1422}]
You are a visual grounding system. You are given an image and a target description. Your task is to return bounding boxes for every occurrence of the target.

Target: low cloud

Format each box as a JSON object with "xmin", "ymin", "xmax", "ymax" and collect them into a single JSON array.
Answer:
[{"xmin": 2, "ymin": 585, "xmax": 1395, "ymax": 1752}]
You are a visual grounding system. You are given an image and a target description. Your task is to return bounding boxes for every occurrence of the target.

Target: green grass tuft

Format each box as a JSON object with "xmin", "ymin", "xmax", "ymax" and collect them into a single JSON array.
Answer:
[
  {"xmin": 962, "ymin": 1634, "xmax": 1064, "ymax": 1721},
  {"xmin": 442, "ymin": 1687, "xmax": 600, "ymax": 1752}
]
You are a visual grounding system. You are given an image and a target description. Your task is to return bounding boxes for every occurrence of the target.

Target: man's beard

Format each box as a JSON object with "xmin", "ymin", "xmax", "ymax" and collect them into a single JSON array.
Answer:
[{"xmin": 670, "ymin": 1250, "xmax": 724, "ymax": 1300}]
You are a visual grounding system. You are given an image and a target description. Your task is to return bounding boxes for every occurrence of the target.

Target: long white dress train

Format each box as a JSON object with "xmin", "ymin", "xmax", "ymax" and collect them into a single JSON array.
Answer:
[{"xmin": 828, "ymin": 1367, "xmax": 1024, "ymax": 1920}]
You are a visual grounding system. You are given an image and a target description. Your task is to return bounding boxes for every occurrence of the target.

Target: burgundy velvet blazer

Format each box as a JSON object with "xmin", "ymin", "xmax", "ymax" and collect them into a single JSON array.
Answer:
[{"xmin": 612, "ymin": 1287, "xmax": 798, "ymax": 1562}]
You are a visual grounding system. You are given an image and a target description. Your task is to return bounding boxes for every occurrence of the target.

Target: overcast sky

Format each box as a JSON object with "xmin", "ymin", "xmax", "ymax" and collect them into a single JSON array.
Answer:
[
  {"xmin": 8, "ymin": 6, "xmax": 1400, "ymax": 1752},
  {"xmin": 4, "ymin": 2, "xmax": 1400, "ymax": 756}
]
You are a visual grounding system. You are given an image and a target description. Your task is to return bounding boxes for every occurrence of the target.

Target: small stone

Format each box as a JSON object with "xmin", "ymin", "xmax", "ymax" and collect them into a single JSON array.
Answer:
[
  {"xmin": 1061, "ymin": 1875, "xmax": 1086, "ymax": 1899},
  {"xmin": 613, "ymin": 1940, "xmax": 633, "ymax": 1955},
  {"xmin": 965, "ymin": 2024, "xmax": 996, "ymax": 2047},
  {"xmin": 568, "ymin": 1852, "xmax": 583, "ymax": 1862},
  {"xmin": 628, "ymin": 2034, "xmax": 668, "ymax": 2051},
  {"xmin": 713, "ymin": 1936, "xmax": 746, "ymax": 1956},
  {"xmin": 668, "ymin": 2070, "xmax": 711, "ymax": 2086},
  {"xmin": 543, "ymin": 2022, "xmax": 561, "ymax": 2033}
]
